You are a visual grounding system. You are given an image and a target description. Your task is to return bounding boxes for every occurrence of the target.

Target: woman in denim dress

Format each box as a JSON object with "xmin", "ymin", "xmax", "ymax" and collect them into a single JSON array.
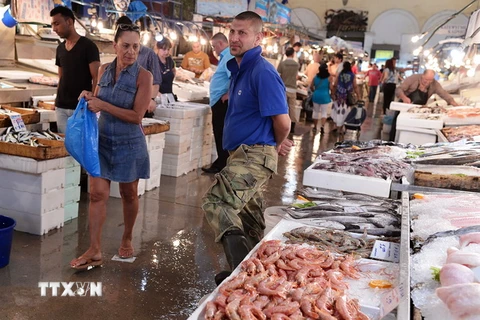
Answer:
[{"xmin": 70, "ymin": 24, "xmax": 153, "ymax": 269}]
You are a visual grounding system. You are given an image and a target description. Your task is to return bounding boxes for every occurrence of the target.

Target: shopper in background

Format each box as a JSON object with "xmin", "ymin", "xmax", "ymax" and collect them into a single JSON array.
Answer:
[
  {"xmin": 351, "ymin": 60, "xmax": 359, "ymax": 74},
  {"xmin": 380, "ymin": 58, "xmax": 402, "ymax": 114},
  {"xmin": 310, "ymin": 62, "xmax": 333, "ymax": 134},
  {"xmin": 292, "ymin": 42, "xmax": 302, "ymax": 63},
  {"xmin": 181, "ymin": 41, "xmax": 211, "ymax": 78},
  {"xmin": 70, "ymin": 23, "xmax": 153, "ymax": 269},
  {"xmin": 116, "ymin": 16, "xmax": 161, "ymax": 117},
  {"xmin": 201, "ymin": 32, "xmax": 234, "ymax": 174},
  {"xmin": 277, "ymin": 47, "xmax": 300, "ymax": 134},
  {"xmin": 155, "ymin": 38, "xmax": 176, "ymax": 95},
  {"xmin": 331, "ymin": 61, "xmax": 360, "ymax": 134},
  {"xmin": 328, "ymin": 52, "xmax": 343, "ymax": 78},
  {"xmin": 202, "ymin": 11, "xmax": 292, "ymax": 285},
  {"xmin": 366, "ymin": 63, "xmax": 382, "ymax": 103},
  {"xmin": 50, "ymin": 6, "xmax": 100, "ymax": 133},
  {"xmin": 305, "ymin": 52, "xmax": 321, "ymax": 85}
]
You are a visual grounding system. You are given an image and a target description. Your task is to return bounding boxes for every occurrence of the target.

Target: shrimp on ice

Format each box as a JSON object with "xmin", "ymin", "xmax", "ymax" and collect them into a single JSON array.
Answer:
[
  {"xmin": 205, "ymin": 301, "xmax": 217, "ymax": 320},
  {"xmin": 219, "ymin": 271, "xmax": 248, "ymax": 295},
  {"xmin": 238, "ymin": 304, "xmax": 267, "ymax": 320}
]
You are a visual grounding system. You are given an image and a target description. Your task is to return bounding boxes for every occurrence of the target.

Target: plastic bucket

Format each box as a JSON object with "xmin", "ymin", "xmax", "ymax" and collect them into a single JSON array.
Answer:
[
  {"xmin": 2, "ymin": 6, "xmax": 17, "ymax": 28},
  {"xmin": 0, "ymin": 215, "xmax": 16, "ymax": 268}
]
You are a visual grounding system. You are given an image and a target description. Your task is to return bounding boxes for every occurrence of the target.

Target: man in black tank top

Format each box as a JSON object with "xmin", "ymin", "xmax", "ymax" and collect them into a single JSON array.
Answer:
[{"xmin": 50, "ymin": 6, "xmax": 100, "ymax": 133}]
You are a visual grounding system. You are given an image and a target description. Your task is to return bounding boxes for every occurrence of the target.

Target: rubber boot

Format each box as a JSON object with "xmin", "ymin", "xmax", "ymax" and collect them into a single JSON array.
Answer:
[
  {"xmin": 214, "ymin": 230, "xmax": 251, "ymax": 286},
  {"xmin": 243, "ymin": 224, "xmax": 263, "ymax": 250},
  {"xmin": 290, "ymin": 122, "xmax": 296, "ymax": 134}
]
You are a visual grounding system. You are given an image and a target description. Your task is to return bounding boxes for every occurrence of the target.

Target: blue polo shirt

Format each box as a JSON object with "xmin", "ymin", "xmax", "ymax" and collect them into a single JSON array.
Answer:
[
  {"xmin": 223, "ymin": 46, "xmax": 288, "ymax": 151},
  {"xmin": 209, "ymin": 47, "xmax": 234, "ymax": 106}
]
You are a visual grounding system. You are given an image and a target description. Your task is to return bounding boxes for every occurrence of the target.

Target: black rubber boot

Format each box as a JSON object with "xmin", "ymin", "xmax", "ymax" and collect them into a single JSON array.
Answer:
[
  {"xmin": 243, "ymin": 225, "xmax": 263, "ymax": 250},
  {"xmin": 214, "ymin": 230, "xmax": 251, "ymax": 286}
]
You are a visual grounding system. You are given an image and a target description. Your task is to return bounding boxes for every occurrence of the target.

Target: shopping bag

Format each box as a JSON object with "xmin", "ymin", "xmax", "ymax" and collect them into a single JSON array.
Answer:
[
  {"xmin": 65, "ymin": 98, "xmax": 101, "ymax": 177},
  {"xmin": 303, "ymin": 91, "xmax": 313, "ymax": 112}
]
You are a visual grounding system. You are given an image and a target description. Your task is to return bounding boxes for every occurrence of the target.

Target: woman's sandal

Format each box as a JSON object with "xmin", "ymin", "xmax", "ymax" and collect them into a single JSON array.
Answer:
[
  {"xmin": 118, "ymin": 246, "xmax": 134, "ymax": 259},
  {"xmin": 70, "ymin": 256, "xmax": 103, "ymax": 270}
]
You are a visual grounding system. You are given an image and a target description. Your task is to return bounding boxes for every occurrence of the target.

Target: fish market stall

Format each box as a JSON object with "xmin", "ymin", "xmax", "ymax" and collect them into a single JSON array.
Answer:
[
  {"xmin": 189, "ymin": 218, "xmax": 406, "ymax": 320},
  {"xmin": 303, "ymin": 143, "xmax": 413, "ymax": 198},
  {"xmin": 0, "ymin": 128, "xmax": 80, "ymax": 235},
  {"xmin": 409, "ymin": 193, "xmax": 480, "ymax": 320}
]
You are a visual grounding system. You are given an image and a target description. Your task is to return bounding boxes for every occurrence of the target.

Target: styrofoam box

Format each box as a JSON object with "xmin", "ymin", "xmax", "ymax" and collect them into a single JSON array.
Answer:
[
  {"xmin": 149, "ymin": 160, "xmax": 162, "ymax": 177},
  {"xmin": 64, "ymin": 156, "xmax": 80, "ymax": 168},
  {"xmin": 0, "ymin": 186, "xmax": 64, "ymax": 215},
  {"xmin": 3, "ymin": 207, "xmax": 64, "ymax": 235},
  {"xmin": 162, "ymin": 163, "xmax": 194, "ymax": 177},
  {"xmin": 64, "ymin": 202, "xmax": 79, "ymax": 222},
  {"xmin": 65, "ymin": 186, "xmax": 81, "ymax": 205},
  {"xmin": 164, "ymin": 141, "xmax": 191, "ymax": 156},
  {"xmin": 303, "ymin": 162, "xmax": 392, "ymax": 198},
  {"xmin": 147, "ymin": 133, "xmax": 166, "ymax": 150},
  {"xmin": 154, "ymin": 118, "xmax": 193, "ymax": 135},
  {"xmin": 0, "ymin": 154, "xmax": 68, "ymax": 174},
  {"xmin": 396, "ymin": 126, "xmax": 437, "ymax": 145},
  {"xmin": 389, "ymin": 101, "xmax": 422, "ymax": 112},
  {"xmin": 149, "ymin": 148, "xmax": 164, "ymax": 164},
  {"xmin": 37, "ymin": 109, "xmax": 57, "ymax": 123},
  {"xmin": 397, "ymin": 112, "xmax": 444, "ymax": 129},
  {"xmin": 65, "ymin": 166, "xmax": 81, "ymax": 188},
  {"xmin": 154, "ymin": 106, "xmax": 201, "ymax": 119},
  {"xmin": 436, "ymin": 128, "xmax": 449, "ymax": 143},
  {"xmin": 162, "ymin": 152, "xmax": 190, "ymax": 167},
  {"xmin": 0, "ymin": 168, "xmax": 65, "ymax": 194},
  {"xmin": 145, "ymin": 173, "xmax": 161, "ymax": 191},
  {"xmin": 109, "ymin": 180, "xmax": 145, "ymax": 198}
]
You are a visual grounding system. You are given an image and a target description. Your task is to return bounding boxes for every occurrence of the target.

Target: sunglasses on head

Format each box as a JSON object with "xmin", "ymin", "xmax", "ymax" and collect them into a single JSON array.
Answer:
[{"xmin": 116, "ymin": 24, "xmax": 140, "ymax": 31}]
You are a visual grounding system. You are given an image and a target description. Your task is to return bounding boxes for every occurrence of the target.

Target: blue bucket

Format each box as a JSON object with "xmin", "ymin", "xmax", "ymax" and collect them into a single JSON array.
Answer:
[
  {"xmin": 2, "ymin": 6, "xmax": 17, "ymax": 28},
  {"xmin": 0, "ymin": 215, "xmax": 16, "ymax": 268}
]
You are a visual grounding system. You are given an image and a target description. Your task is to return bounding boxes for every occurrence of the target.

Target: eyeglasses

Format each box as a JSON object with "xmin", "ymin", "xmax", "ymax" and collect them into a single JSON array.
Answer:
[{"xmin": 116, "ymin": 24, "xmax": 140, "ymax": 31}]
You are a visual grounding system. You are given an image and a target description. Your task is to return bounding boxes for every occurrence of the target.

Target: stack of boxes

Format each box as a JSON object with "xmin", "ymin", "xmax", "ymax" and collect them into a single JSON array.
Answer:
[
  {"xmin": 0, "ymin": 154, "xmax": 81, "ymax": 235},
  {"xmin": 154, "ymin": 102, "xmax": 213, "ymax": 177}
]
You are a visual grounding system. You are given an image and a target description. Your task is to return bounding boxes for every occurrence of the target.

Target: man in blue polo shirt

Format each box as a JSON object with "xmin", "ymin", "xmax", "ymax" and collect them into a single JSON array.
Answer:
[
  {"xmin": 202, "ymin": 11, "xmax": 292, "ymax": 285},
  {"xmin": 201, "ymin": 32, "xmax": 234, "ymax": 174}
]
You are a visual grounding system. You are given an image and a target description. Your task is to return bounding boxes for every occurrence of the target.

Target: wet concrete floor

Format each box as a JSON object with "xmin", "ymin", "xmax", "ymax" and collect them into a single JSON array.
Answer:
[{"xmin": 0, "ymin": 103, "xmax": 382, "ymax": 320}]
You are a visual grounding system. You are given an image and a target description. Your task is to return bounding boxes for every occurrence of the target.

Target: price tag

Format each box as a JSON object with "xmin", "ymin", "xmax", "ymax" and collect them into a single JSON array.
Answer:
[
  {"xmin": 166, "ymin": 93, "xmax": 176, "ymax": 103},
  {"xmin": 380, "ymin": 281, "xmax": 407, "ymax": 317},
  {"xmin": 370, "ymin": 240, "xmax": 400, "ymax": 263},
  {"xmin": 9, "ymin": 113, "xmax": 26, "ymax": 132},
  {"xmin": 344, "ymin": 206, "xmax": 368, "ymax": 213}
]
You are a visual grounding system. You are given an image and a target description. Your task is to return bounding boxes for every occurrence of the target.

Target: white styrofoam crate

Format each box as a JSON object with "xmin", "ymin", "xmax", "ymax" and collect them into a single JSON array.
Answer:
[
  {"xmin": 161, "ymin": 163, "xmax": 195, "ymax": 177},
  {"xmin": 149, "ymin": 148, "xmax": 164, "ymax": 164},
  {"xmin": 162, "ymin": 152, "xmax": 191, "ymax": 167},
  {"xmin": 64, "ymin": 202, "xmax": 79, "ymax": 222},
  {"xmin": 37, "ymin": 109, "xmax": 57, "ymax": 123},
  {"xmin": 164, "ymin": 136, "xmax": 191, "ymax": 155},
  {"xmin": 64, "ymin": 156, "xmax": 80, "ymax": 168},
  {"xmin": 0, "ymin": 168, "xmax": 65, "ymax": 194},
  {"xmin": 65, "ymin": 186, "xmax": 81, "ymax": 205},
  {"xmin": 396, "ymin": 126, "xmax": 437, "ymax": 145},
  {"xmin": 145, "ymin": 173, "xmax": 161, "ymax": 191},
  {"xmin": 3, "ymin": 207, "xmax": 64, "ymax": 235},
  {"xmin": 153, "ymin": 118, "xmax": 193, "ymax": 135},
  {"xmin": 0, "ymin": 186, "xmax": 64, "ymax": 215},
  {"xmin": 389, "ymin": 101, "xmax": 422, "ymax": 112},
  {"xmin": 65, "ymin": 166, "xmax": 81, "ymax": 188},
  {"xmin": 149, "ymin": 160, "xmax": 162, "ymax": 176},
  {"xmin": 0, "ymin": 154, "xmax": 68, "ymax": 174},
  {"xmin": 397, "ymin": 112, "xmax": 444, "ymax": 130},
  {"xmin": 147, "ymin": 132, "xmax": 166, "ymax": 150},
  {"xmin": 154, "ymin": 106, "xmax": 200, "ymax": 119},
  {"xmin": 109, "ymin": 180, "xmax": 146, "ymax": 198},
  {"xmin": 303, "ymin": 162, "xmax": 392, "ymax": 198}
]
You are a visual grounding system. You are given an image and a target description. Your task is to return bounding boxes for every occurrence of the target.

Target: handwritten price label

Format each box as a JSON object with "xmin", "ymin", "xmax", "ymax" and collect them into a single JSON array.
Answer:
[
  {"xmin": 370, "ymin": 240, "xmax": 400, "ymax": 263},
  {"xmin": 9, "ymin": 113, "xmax": 26, "ymax": 132},
  {"xmin": 381, "ymin": 282, "xmax": 406, "ymax": 317}
]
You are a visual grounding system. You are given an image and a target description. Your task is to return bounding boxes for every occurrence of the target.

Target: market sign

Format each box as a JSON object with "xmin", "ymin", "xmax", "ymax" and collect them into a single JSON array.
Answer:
[
  {"xmin": 196, "ymin": 0, "xmax": 248, "ymax": 17},
  {"xmin": 375, "ymin": 50, "xmax": 394, "ymax": 60},
  {"xmin": 325, "ymin": 9, "xmax": 368, "ymax": 32},
  {"xmin": 255, "ymin": 0, "xmax": 291, "ymax": 24},
  {"xmin": 13, "ymin": 0, "xmax": 54, "ymax": 24},
  {"xmin": 437, "ymin": 24, "xmax": 467, "ymax": 37}
]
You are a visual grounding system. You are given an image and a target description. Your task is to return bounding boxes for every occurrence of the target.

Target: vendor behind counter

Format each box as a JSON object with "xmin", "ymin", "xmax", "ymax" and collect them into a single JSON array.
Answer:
[{"xmin": 389, "ymin": 69, "xmax": 460, "ymax": 141}]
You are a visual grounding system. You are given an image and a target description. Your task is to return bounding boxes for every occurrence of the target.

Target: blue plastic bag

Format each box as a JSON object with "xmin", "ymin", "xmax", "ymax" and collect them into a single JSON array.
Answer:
[{"xmin": 65, "ymin": 98, "xmax": 101, "ymax": 177}]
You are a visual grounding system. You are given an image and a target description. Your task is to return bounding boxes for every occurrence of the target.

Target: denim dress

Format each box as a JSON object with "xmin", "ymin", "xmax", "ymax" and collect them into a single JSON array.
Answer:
[{"xmin": 96, "ymin": 59, "xmax": 150, "ymax": 182}]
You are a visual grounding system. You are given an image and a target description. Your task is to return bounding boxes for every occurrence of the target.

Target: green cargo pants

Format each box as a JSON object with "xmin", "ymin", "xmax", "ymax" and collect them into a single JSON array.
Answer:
[{"xmin": 202, "ymin": 144, "xmax": 278, "ymax": 242}]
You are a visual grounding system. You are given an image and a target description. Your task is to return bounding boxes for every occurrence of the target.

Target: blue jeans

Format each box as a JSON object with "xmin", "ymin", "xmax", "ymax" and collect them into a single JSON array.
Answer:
[{"xmin": 369, "ymin": 86, "xmax": 378, "ymax": 103}]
